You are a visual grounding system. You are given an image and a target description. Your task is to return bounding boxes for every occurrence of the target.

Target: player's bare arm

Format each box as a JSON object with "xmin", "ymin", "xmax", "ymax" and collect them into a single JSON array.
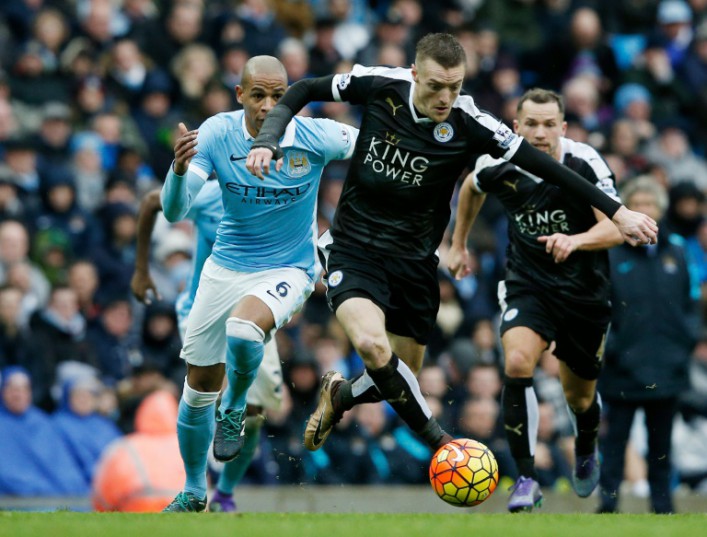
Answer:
[
  {"xmin": 131, "ymin": 189, "xmax": 163, "ymax": 304},
  {"xmin": 448, "ymin": 172, "xmax": 487, "ymax": 280},
  {"xmin": 538, "ymin": 209, "xmax": 623, "ymax": 263}
]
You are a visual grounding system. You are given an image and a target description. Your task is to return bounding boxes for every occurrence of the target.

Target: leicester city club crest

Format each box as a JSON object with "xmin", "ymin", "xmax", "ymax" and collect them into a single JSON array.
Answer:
[{"xmin": 433, "ymin": 122, "xmax": 454, "ymax": 143}]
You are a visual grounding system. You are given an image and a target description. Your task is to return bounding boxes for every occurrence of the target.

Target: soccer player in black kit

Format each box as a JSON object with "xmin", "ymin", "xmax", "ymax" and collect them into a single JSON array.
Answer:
[
  {"xmin": 449, "ymin": 88, "xmax": 623, "ymax": 512},
  {"xmin": 246, "ymin": 34, "xmax": 656, "ymax": 475}
]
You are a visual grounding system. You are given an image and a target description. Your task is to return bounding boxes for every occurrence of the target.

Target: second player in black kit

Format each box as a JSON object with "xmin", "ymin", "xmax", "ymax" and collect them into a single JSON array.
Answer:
[
  {"xmin": 450, "ymin": 88, "xmax": 624, "ymax": 512},
  {"xmin": 246, "ymin": 35, "xmax": 657, "ymax": 470}
]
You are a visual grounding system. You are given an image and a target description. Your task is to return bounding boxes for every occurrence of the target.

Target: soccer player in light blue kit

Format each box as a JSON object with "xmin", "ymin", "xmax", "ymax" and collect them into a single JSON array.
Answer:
[
  {"xmin": 131, "ymin": 180, "xmax": 283, "ymax": 513},
  {"xmin": 159, "ymin": 55, "xmax": 357, "ymax": 512}
]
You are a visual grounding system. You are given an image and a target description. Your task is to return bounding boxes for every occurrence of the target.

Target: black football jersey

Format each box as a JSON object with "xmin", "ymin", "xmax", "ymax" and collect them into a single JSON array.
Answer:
[
  {"xmin": 474, "ymin": 138, "xmax": 620, "ymax": 305},
  {"xmin": 328, "ymin": 65, "xmax": 522, "ymax": 259}
]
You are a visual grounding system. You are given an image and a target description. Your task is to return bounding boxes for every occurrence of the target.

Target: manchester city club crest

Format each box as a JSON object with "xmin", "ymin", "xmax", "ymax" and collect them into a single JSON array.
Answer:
[
  {"xmin": 433, "ymin": 122, "xmax": 454, "ymax": 142},
  {"xmin": 286, "ymin": 151, "xmax": 312, "ymax": 177}
]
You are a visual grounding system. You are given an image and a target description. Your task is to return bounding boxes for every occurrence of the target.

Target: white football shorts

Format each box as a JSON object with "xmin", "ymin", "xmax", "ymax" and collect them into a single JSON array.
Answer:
[{"xmin": 180, "ymin": 256, "xmax": 313, "ymax": 369}]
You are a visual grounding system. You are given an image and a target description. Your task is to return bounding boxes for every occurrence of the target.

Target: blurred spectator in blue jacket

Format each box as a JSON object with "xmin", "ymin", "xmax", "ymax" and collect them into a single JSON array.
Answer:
[
  {"xmin": 0, "ymin": 366, "xmax": 89, "ymax": 496},
  {"xmin": 52, "ymin": 375, "xmax": 122, "ymax": 486}
]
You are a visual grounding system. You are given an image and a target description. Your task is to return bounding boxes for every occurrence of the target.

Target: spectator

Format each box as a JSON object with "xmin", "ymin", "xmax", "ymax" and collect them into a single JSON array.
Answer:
[
  {"xmin": 27, "ymin": 285, "xmax": 96, "ymax": 410},
  {"xmin": 52, "ymin": 375, "xmax": 122, "ymax": 486},
  {"xmin": 0, "ymin": 366, "xmax": 88, "ymax": 496},
  {"xmin": 0, "ymin": 285, "xmax": 32, "ymax": 371},
  {"xmin": 599, "ymin": 175, "xmax": 701, "ymax": 513}
]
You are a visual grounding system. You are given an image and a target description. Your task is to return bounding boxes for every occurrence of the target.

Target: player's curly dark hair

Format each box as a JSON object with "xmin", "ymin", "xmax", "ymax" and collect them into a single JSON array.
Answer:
[{"xmin": 415, "ymin": 33, "xmax": 466, "ymax": 68}]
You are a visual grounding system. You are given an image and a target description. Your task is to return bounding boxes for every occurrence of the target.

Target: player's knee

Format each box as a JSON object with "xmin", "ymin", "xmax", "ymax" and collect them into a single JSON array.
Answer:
[
  {"xmin": 182, "ymin": 378, "xmax": 220, "ymax": 407},
  {"xmin": 186, "ymin": 363, "xmax": 224, "ymax": 392},
  {"xmin": 350, "ymin": 333, "xmax": 389, "ymax": 364},
  {"xmin": 504, "ymin": 349, "xmax": 536, "ymax": 378},
  {"xmin": 226, "ymin": 317, "xmax": 265, "ymax": 371},
  {"xmin": 566, "ymin": 391, "xmax": 594, "ymax": 413}
]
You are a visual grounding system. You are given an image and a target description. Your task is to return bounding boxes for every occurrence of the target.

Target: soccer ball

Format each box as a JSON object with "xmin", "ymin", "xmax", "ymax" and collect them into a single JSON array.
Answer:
[{"xmin": 429, "ymin": 438, "xmax": 499, "ymax": 507}]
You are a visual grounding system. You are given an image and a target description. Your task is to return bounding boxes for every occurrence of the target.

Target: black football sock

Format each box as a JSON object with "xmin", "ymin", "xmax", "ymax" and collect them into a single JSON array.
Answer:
[
  {"xmin": 367, "ymin": 353, "xmax": 447, "ymax": 448},
  {"xmin": 502, "ymin": 376, "xmax": 538, "ymax": 480},
  {"xmin": 570, "ymin": 393, "xmax": 601, "ymax": 456},
  {"xmin": 332, "ymin": 371, "xmax": 382, "ymax": 413}
]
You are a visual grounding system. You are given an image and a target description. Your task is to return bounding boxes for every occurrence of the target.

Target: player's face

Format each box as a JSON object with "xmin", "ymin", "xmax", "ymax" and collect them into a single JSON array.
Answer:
[
  {"xmin": 514, "ymin": 101, "xmax": 567, "ymax": 160},
  {"xmin": 236, "ymin": 73, "xmax": 288, "ymax": 137},
  {"xmin": 411, "ymin": 58, "xmax": 465, "ymax": 123}
]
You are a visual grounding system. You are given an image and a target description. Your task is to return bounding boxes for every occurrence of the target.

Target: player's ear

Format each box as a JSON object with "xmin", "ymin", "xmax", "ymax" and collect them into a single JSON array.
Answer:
[
  {"xmin": 411, "ymin": 63, "xmax": 417, "ymax": 81},
  {"xmin": 561, "ymin": 121, "xmax": 568, "ymax": 136},
  {"xmin": 512, "ymin": 119, "xmax": 520, "ymax": 134},
  {"xmin": 236, "ymin": 85, "xmax": 244, "ymax": 104}
]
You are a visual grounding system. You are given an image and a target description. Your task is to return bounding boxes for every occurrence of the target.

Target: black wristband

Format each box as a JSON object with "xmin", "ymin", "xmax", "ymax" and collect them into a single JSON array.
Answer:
[{"xmin": 252, "ymin": 135, "xmax": 283, "ymax": 160}]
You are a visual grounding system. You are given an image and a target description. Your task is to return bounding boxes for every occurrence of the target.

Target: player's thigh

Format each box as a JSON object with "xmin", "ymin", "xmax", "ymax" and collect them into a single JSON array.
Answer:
[
  {"xmin": 180, "ymin": 258, "xmax": 248, "ymax": 366},
  {"xmin": 497, "ymin": 280, "xmax": 553, "ymax": 374},
  {"xmin": 335, "ymin": 296, "xmax": 388, "ymax": 342},
  {"xmin": 246, "ymin": 337, "xmax": 283, "ymax": 411},
  {"xmin": 388, "ymin": 332, "xmax": 426, "ymax": 374},
  {"xmin": 554, "ymin": 306, "xmax": 610, "ymax": 382},
  {"xmin": 241, "ymin": 267, "xmax": 314, "ymax": 331}
]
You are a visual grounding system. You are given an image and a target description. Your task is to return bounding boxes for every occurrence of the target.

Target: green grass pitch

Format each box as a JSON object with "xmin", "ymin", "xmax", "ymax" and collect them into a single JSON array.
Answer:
[{"xmin": 1, "ymin": 512, "xmax": 706, "ymax": 537}]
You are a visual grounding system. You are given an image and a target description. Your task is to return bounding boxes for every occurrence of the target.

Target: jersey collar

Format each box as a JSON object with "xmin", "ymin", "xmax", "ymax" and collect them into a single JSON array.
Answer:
[{"xmin": 241, "ymin": 113, "xmax": 297, "ymax": 147}]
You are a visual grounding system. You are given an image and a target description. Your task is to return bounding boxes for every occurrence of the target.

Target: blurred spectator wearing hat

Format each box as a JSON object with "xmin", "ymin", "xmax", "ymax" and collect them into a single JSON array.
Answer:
[
  {"xmin": 92, "ymin": 202, "xmax": 138, "ymax": 302},
  {"xmin": 87, "ymin": 294, "xmax": 141, "ymax": 388},
  {"xmin": 33, "ymin": 101, "xmax": 75, "ymax": 169},
  {"xmin": 620, "ymin": 33, "xmax": 694, "ymax": 128},
  {"xmin": 0, "ymin": 135, "xmax": 42, "ymax": 204},
  {"xmin": 664, "ymin": 180, "xmax": 706, "ymax": 239},
  {"xmin": 139, "ymin": 300, "xmax": 184, "ymax": 388},
  {"xmin": 654, "ymin": 0, "xmax": 694, "ymax": 69},
  {"xmin": 70, "ymin": 131, "xmax": 108, "ymax": 213},
  {"xmin": 52, "ymin": 374, "xmax": 122, "ymax": 486},
  {"xmin": 0, "ymin": 366, "xmax": 89, "ymax": 496},
  {"xmin": 613, "ymin": 82, "xmax": 657, "ymax": 142},
  {"xmin": 133, "ymin": 69, "xmax": 179, "ymax": 174},
  {"xmin": 309, "ymin": 17, "xmax": 344, "ymax": 77},
  {"xmin": 34, "ymin": 166, "xmax": 98, "ymax": 266}
]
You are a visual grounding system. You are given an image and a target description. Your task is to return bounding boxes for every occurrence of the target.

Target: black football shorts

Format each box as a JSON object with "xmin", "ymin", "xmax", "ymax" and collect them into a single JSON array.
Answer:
[
  {"xmin": 318, "ymin": 230, "xmax": 440, "ymax": 345},
  {"xmin": 497, "ymin": 279, "xmax": 611, "ymax": 380}
]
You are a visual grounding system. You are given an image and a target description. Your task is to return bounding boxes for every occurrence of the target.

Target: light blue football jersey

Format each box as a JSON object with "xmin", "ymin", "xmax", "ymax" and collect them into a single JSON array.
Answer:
[
  {"xmin": 161, "ymin": 111, "xmax": 358, "ymax": 280},
  {"xmin": 174, "ymin": 179, "xmax": 222, "ymax": 322}
]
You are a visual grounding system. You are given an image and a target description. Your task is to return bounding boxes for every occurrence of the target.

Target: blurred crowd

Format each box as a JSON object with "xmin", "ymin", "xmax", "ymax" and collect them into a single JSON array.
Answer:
[{"xmin": 1, "ymin": 0, "xmax": 707, "ymax": 504}]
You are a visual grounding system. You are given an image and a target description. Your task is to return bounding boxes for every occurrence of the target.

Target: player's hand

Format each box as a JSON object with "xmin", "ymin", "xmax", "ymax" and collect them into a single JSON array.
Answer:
[
  {"xmin": 537, "ymin": 233, "xmax": 577, "ymax": 263},
  {"xmin": 173, "ymin": 122, "xmax": 198, "ymax": 176},
  {"xmin": 447, "ymin": 244, "xmax": 472, "ymax": 280},
  {"xmin": 611, "ymin": 206, "xmax": 658, "ymax": 246},
  {"xmin": 131, "ymin": 271, "xmax": 161, "ymax": 305},
  {"xmin": 246, "ymin": 136, "xmax": 284, "ymax": 180}
]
